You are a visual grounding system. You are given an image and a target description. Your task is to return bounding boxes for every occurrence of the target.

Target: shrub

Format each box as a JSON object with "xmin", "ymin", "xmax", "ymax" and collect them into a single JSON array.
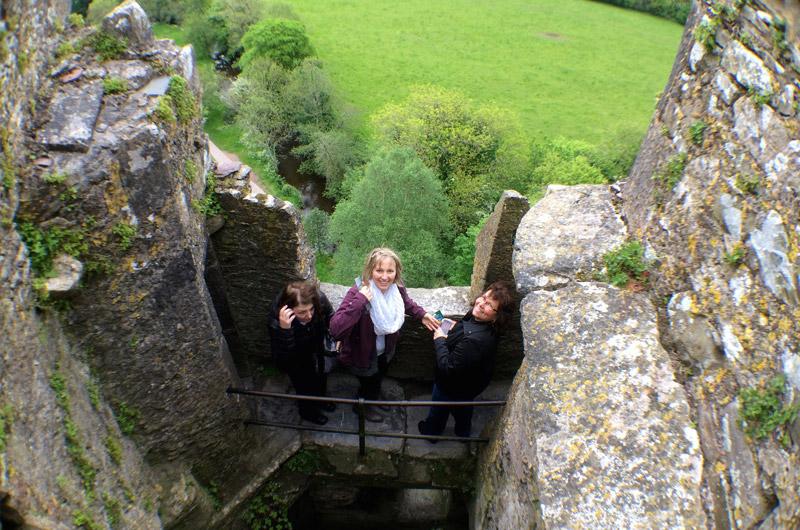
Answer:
[
  {"xmin": 114, "ymin": 401, "xmax": 140, "ymax": 435},
  {"xmin": 602, "ymin": 241, "xmax": 648, "ymax": 288},
  {"xmin": 739, "ymin": 375, "xmax": 800, "ymax": 444},
  {"xmin": 653, "ymin": 152, "xmax": 687, "ymax": 189},
  {"xmin": 87, "ymin": 31, "xmax": 128, "ymax": 61},
  {"xmin": 238, "ymin": 18, "xmax": 313, "ymax": 70},
  {"xmin": 112, "ymin": 222, "xmax": 136, "ymax": 250},
  {"xmin": 592, "ymin": 0, "xmax": 690, "ymax": 24},
  {"xmin": 688, "ymin": 120, "xmax": 707, "ymax": 146},
  {"xmin": 166, "ymin": 75, "xmax": 197, "ymax": 123},
  {"xmin": 103, "ymin": 77, "xmax": 129, "ymax": 95},
  {"xmin": 735, "ymin": 173, "xmax": 759, "ymax": 195},
  {"xmin": 242, "ymin": 483, "xmax": 290, "ymax": 530},
  {"xmin": 153, "ymin": 96, "xmax": 177, "ymax": 124},
  {"xmin": 87, "ymin": 0, "xmax": 122, "ymax": 25},
  {"xmin": 448, "ymin": 216, "xmax": 487, "ymax": 286},
  {"xmin": 138, "ymin": 0, "xmax": 209, "ymax": 24},
  {"xmin": 723, "ymin": 243, "xmax": 745, "ymax": 266},
  {"xmin": 303, "ymin": 208, "xmax": 331, "ymax": 254},
  {"xmin": 17, "ymin": 222, "xmax": 88, "ymax": 276},
  {"xmin": 527, "ymin": 137, "xmax": 608, "ymax": 201},
  {"xmin": 695, "ymin": 18, "xmax": 720, "ymax": 53}
]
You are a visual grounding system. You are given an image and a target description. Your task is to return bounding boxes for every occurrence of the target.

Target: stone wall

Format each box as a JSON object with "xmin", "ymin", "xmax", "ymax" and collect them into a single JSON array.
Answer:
[
  {"xmin": 475, "ymin": 185, "xmax": 705, "ymax": 528},
  {"xmin": 623, "ymin": 0, "xmax": 800, "ymax": 527}
]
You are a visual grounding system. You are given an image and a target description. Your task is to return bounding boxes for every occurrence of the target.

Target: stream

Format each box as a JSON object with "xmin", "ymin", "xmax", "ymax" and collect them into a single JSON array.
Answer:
[{"xmin": 278, "ymin": 154, "xmax": 335, "ymax": 214}]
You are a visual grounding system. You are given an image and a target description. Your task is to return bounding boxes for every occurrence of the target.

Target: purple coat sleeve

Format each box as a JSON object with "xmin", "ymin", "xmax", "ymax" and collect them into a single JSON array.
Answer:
[{"xmin": 329, "ymin": 286, "xmax": 369, "ymax": 340}]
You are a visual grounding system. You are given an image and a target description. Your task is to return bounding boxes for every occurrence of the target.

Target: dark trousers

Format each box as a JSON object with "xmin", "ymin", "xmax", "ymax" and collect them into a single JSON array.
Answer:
[
  {"xmin": 356, "ymin": 354, "xmax": 389, "ymax": 400},
  {"xmin": 420, "ymin": 384, "xmax": 474, "ymax": 437},
  {"xmin": 289, "ymin": 369, "xmax": 327, "ymax": 419}
]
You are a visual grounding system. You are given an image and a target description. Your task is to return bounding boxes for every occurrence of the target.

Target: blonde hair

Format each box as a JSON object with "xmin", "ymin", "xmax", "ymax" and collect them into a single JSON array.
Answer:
[{"xmin": 361, "ymin": 247, "xmax": 403, "ymax": 286}]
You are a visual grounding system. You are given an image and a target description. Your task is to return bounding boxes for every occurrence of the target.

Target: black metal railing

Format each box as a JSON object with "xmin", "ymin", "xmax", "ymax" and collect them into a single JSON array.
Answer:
[{"xmin": 227, "ymin": 386, "xmax": 506, "ymax": 455}]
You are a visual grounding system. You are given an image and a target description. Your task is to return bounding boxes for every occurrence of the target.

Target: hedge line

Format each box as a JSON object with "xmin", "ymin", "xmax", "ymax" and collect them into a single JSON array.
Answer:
[{"xmin": 592, "ymin": 0, "xmax": 691, "ymax": 25}]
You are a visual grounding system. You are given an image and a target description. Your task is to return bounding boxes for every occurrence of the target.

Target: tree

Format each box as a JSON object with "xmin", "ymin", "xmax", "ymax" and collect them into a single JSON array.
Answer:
[
  {"xmin": 185, "ymin": 0, "xmax": 264, "ymax": 58},
  {"xmin": 527, "ymin": 137, "xmax": 607, "ymax": 201},
  {"xmin": 303, "ymin": 208, "xmax": 332, "ymax": 254},
  {"xmin": 329, "ymin": 148, "xmax": 449, "ymax": 287},
  {"xmin": 238, "ymin": 18, "xmax": 313, "ymax": 70},
  {"xmin": 372, "ymin": 85, "xmax": 526, "ymax": 234}
]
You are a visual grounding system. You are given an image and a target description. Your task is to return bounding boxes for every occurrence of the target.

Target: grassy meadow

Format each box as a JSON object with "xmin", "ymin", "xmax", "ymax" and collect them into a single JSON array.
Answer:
[{"xmin": 282, "ymin": 0, "xmax": 684, "ymax": 144}]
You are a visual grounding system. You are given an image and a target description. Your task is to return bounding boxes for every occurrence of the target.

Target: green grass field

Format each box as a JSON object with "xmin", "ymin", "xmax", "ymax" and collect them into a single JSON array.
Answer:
[{"xmin": 282, "ymin": 0, "xmax": 684, "ymax": 144}]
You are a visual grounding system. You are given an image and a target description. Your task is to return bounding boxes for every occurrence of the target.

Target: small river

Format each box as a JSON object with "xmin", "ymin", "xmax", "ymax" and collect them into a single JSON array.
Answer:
[{"xmin": 278, "ymin": 154, "xmax": 335, "ymax": 214}]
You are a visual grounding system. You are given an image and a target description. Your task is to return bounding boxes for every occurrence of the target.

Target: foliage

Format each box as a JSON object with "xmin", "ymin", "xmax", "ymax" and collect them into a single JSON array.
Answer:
[
  {"xmin": 57, "ymin": 41, "xmax": 77, "ymax": 59},
  {"xmin": 695, "ymin": 18, "xmax": 720, "ymax": 53},
  {"xmin": 184, "ymin": 159, "xmax": 198, "ymax": 182},
  {"xmin": 592, "ymin": 0, "xmax": 690, "ymax": 23},
  {"xmin": 153, "ymin": 96, "xmax": 177, "ymax": 124},
  {"xmin": 205, "ymin": 480, "xmax": 222, "ymax": 511},
  {"xmin": 114, "ymin": 401, "xmax": 140, "ymax": 436},
  {"xmin": 723, "ymin": 244, "xmax": 745, "ymax": 266},
  {"xmin": 239, "ymin": 18, "xmax": 313, "ymax": 70},
  {"xmin": 138, "ymin": 0, "xmax": 209, "ymax": 24},
  {"xmin": 50, "ymin": 370, "xmax": 97, "ymax": 499},
  {"xmin": 293, "ymin": 128, "xmax": 364, "ymax": 200},
  {"xmin": 373, "ymin": 85, "xmax": 518, "ymax": 184},
  {"xmin": 103, "ymin": 492, "xmax": 123, "ymax": 528},
  {"xmin": 330, "ymin": 148, "xmax": 449, "ymax": 287},
  {"xmin": 653, "ymin": 152, "xmax": 687, "ymax": 190},
  {"xmin": 587, "ymin": 127, "xmax": 645, "ymax": 181},
  {"xmin": 0, "ymin": 404, "xmax": 13, "ymax": 452},
  {"xmin": 189, "ymin": 0, "xmax": 264, "ymax": 59},
  {"xmin": 192, "ymin": 173, "xmax": 223, "ymax": 216},
  {"xmin": 286, "ymin": 448, "xmax": 322, "ymax": 473},
  {"xmin": 448, "ymin": 216, "xmax": 487, "ymax": 286},
  {"xmin": 112, "ymin": 222, "xmax": 137, "ymax": 251},
  {"xmin": 688, "ymin": 120, "xmax": 707, "ymax": 146},
  {"xmin": 73, "ymin": 510, "xmax": 102, "ymax": 530},
  {"xmin": 16, "ymin": 221, "xmax": 88, "ymax": 276},
  {"xmin": 68, "ymin": 13, "xmax": 86, "ymax": 28},
  {"xmin": 747, "ymin": 86, "xmax": 772, "ymax": 108},
  {"xmin": 527, "ymin": 137, "xmax": 608, "ymax": 202},
  {"xmin": 303, "ymin": 208, "xmax": 331, "ymax": 254},
  {"xmin": 86, "ymin": 379, "xmax": 100, "ymax": 409},
  {"xmin": 602, "ymin": 241, "xmax": 648, "ymax": 288},
  {"xmin": 167, "ymin": 75, "xmax": 197, "ymax": 123},
  {"xmin": 43, "ymin": 171, "xmax": 68, "ymax": 185},
  {"xmin": 242, "ymin": 483, "xmax": 290, "ymax": 530},
  {"xmin": 739, "ymin": 375, "xmax": 800, "ymax": 444},
  {"xmin": 86, "ymin": 0, "xmax": 121, "ymax": 25},
  {"xmin": 735, "ymin": 173, "xmax": 759, "ymax": 195},
  {"xmin": 87, "ymin": 31, "xmax": 128, "ymax": 61},
  {"xmin": 103, "ymin": 77, "xmax": 129, "ymax": 95},
  {"xmin": 105, "ymin": 432, "xmax": 123, "ymax": 464}
]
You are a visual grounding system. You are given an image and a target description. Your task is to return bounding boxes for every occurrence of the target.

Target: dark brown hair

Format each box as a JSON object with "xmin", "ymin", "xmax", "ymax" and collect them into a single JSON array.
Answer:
[
  {"xmin": 475, "ymin": 280, "xmax": 516, "ymax": 330},
  {"xmin": 277, "ymin": 280, "xmax": 321, "ymax": 320}
]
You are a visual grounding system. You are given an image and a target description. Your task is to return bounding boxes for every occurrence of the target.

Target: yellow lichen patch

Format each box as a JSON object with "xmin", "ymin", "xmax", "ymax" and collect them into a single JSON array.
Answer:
[
  {"xmin": 688, "ymin": 233, "xmax": 698, "ymax": 258},
  {"xmin": 777, "ymin": 316, "xmax": 792, "ymax": 333},
  {"xmin": 103, "ymin": 161, "xmax": 129, "ymax": 215},
  {"xmin": 713, "ymin": 460, "xmax": 727, "ymax": 474}
]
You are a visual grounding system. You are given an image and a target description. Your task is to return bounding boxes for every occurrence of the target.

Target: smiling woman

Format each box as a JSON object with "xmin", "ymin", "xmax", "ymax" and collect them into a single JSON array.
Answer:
[{"xmin": 283, "ymin": 0, "xmax": 684, "ymax": 144}]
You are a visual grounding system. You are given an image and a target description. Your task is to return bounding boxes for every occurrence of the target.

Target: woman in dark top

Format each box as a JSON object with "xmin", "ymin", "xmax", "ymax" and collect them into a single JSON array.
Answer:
[
  {"xmin": 418, "ymin": 280, "xmax": 515, "ymax": 439},
  {"xmin": 330, "ymin": 248, "xmax": 439, "ymax": 422},
  {"xmin": 267, "ymin": 280, "xmax": 334, "ymax": 425}
]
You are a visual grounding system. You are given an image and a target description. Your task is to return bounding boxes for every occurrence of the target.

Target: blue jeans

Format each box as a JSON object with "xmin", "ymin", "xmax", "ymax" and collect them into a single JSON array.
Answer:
[{"xmin": 420, "ymin": 384, "xmax": 474, "ymax": 438}]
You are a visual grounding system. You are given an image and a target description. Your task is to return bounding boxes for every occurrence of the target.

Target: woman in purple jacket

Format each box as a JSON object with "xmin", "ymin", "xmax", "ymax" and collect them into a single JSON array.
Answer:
[{"xmin": 329, "ymin": 248, "xmax": 439, "ymax": 422}]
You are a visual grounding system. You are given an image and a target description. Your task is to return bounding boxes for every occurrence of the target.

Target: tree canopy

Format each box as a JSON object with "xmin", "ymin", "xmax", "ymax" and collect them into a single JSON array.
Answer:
[
  {"xmin": 329, "ymin": 148, "xmax": 449, "ymax": 287},
  {"xmin": 239, "ymin": 18, "xmax": 314, "ymax": 70}
]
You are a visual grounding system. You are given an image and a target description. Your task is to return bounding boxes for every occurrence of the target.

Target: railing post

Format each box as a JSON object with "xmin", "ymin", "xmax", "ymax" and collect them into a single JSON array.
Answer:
[{"xmin": 357, "ymin": 398, "xmax": 366, "ymax": 456}]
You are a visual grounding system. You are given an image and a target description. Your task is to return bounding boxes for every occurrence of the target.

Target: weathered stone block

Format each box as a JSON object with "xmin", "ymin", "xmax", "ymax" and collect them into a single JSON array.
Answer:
[
  {"xmin": 512, "ymin": 184, "xmax": 626, "ymax": 295},
  {"xmin": 103, "ymin": 0, "xmax": 154, "ymax": 51},
  {"xmin": 504, "ymin": 283, "xmax": 704, "ymax": 528},
  {"xmin": 37, "ymin": 81, "xmax": 104, "ymax": 152}
]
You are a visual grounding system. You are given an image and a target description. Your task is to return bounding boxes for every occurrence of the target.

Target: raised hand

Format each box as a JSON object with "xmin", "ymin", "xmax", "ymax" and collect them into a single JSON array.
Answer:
[
  {"xmin": 278, "ymin": 305, "xmax": 296, "ymax": 329},
  {"xmin": 359, "ymin": 284, "xmax": 373, "ymax": 301}
]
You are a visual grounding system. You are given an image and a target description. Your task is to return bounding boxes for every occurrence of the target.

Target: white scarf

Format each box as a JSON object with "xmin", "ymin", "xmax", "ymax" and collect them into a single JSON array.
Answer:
[{"xmin": 357, "ymin": 278, "xmax": 405, "ymax": 353}]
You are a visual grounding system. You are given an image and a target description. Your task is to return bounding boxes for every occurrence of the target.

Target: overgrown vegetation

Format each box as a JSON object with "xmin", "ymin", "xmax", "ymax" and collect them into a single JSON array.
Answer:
[
  {"xmin": 601, "ymin": 241, "xmax": 648, "ymax": 288},
  {"xmin": 695, "ymin": 17, "xmax": 720, "ymax": 52},
  {"xmin": 50, "ymin": 369, "xmax": 97, "ymax": 500},
  {"xmin": 112, "ymin": 222, "xmax": 137, "ymax": 251},
  {"xmin": 239, "ymin": 18, "xmax": 313, "ymax": 70},
  {"xmin": 103, "ymin": 77, "xmax": 129, "ymax": 95},
  {"xmin": 73, "ymin": 509, "xmax": 102, "ymax": 530},
  {"xmin": 242, "ymin": 483, "xmax": 290, "ymax": 530},
  {"xmin": 87, "ymin": 31, "xmax": 128, "ymax": 61},
  {"xmin": 0, "ymin": 404, "xmax": 13, "ymax": 452},
  {"xmin": 105, "ymin": 432, "xmax": 123, "ymax": 465},
  {"xmin": 739, "ymin": 375, "xmax": 800, "ymax": 445},
  {"xmin": 103, "ymin": 492, "xmax": 123, "ymax": 529},
  {"xmin": 735, "ymin": 173, "xmax": 759, "ymax": 194},
  {"xmin": 723, "ymin": 243, "xmax": 746, "ymax": 266},
  {"xmin": 192, "ymin": 172, "xmax": 223, "ymax": 216},
  {"xmin": 689, "ymin": 120, "xmax": 707, "ymax": 146},
  {"xmin": 286, "ymin": 448, "xmax": 322, "ymax": 474},
  {"xmin": 166, "ymin": 75, "xmax": 197, "ymax": 123},
  {"xmin": 653, "ymin": 152, "xmax": 688, "ymax": 190},
  {"xmin": 16, "ymin": 221, "xmax": 88, "ymax": 276},
  {"xmin": 114, "ymin": 401, "xmax": 140, "ymax": 436}
]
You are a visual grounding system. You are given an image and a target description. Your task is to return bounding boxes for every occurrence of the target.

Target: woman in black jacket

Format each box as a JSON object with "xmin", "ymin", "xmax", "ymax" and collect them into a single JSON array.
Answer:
[
  {"xmin": 267, "ymin": 280, "xmax": 335, "ymax": 425},
  {"xmin": 418, "ymin": 281, "xmax": 515, "ymax": 439}
]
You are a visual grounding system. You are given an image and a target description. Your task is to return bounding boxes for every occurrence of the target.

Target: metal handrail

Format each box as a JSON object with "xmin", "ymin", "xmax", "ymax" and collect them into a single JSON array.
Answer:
[{"xmin": 227, "ymin": 386, "xmax": 505, "ymax": 455}]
